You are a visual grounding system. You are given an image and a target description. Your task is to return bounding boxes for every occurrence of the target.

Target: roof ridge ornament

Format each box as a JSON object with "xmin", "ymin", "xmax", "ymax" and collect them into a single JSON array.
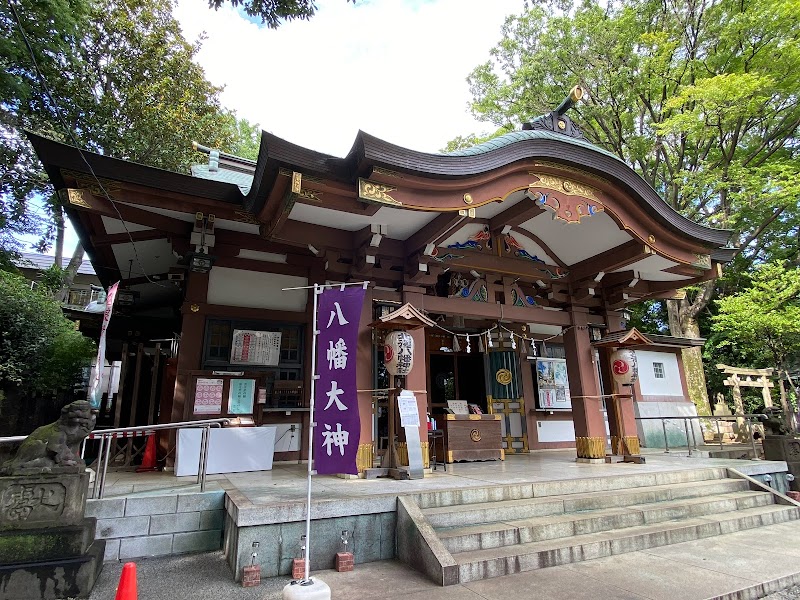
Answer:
[{"xmin": 523, "ymin": 85, "xmax": 586, "ymax": 140}]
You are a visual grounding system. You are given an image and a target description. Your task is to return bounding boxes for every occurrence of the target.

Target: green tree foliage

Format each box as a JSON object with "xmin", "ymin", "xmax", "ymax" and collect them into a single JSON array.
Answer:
[
  {"xmin": 0, "ymin": 270, "xmax": 95, "ymax": 394},
  {"xmin": 224, "ymin": 116, "xmax": 261, "ymax": 161},
  {"xmin": 1, "ymin": 0, "xmax": 255, "ymax": 263},
  {"xmin": 460, "ymin": 0, "xmax": 800, "ymax": 413},
  {"xmin": 462, "ymin": 0, "xmax": 800, "ymax": 280},
  {"xmin": 711, "ymin": 261, "xmax": 800, "ymax": 380},
  {"xmin": 207, "ymin": 0, "xmax": 354, "ymax": 28}
]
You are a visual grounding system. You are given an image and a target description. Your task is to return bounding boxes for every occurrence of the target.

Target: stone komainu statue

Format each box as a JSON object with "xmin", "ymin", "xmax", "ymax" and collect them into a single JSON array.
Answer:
[
  {"xmin": 759, "ymin": 406, "xmax": 791, "ymax": 436},
  {"xmin": 1, "ymin": 400, "xmax": 95, "ymax": 475}
]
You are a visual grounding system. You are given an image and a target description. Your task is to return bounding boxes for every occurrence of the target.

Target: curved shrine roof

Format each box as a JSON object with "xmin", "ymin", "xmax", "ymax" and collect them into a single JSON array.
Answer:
[{"xmin": 248, "ymin": 129, "xmax": 731, "ymax": 248}]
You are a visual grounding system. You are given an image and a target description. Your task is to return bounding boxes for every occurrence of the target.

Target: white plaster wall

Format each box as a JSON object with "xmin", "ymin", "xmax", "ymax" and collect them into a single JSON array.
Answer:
[
  {"xmin": 536, "ymin": 420, "xmax": 575, "ymax": 442},
  {"xmin": 636, "ymin": 350, "xmax": 683, "ymax": 397},
  {"xmin": 207, "ymin": 268, "xmax": 308, "ymax": 311},
  {"xmin": 635, "ymin": 401, "xmax": 702, "ymax": 448}
]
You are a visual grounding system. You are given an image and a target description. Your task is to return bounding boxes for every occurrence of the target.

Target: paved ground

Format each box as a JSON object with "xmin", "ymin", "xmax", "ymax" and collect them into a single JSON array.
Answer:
[
  {"xmin": 96, "ymin": 449, "xmax": 785, "ymax": 505},
  {"xmin": 91, "ymin": 519, "xmax": 800, "ymax": 600}
]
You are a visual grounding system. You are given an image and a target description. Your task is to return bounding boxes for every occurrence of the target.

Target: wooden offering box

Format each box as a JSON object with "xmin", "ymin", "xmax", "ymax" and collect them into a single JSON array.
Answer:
[{"xmin": 443, "ymin": 414, "xmax": 504, "ymax": 463}]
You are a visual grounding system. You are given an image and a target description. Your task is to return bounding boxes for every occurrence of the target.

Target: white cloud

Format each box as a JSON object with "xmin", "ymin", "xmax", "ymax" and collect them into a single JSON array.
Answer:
[{"xmin": 174, "ymin": 0, "xmax": 523, "ymax": 156}]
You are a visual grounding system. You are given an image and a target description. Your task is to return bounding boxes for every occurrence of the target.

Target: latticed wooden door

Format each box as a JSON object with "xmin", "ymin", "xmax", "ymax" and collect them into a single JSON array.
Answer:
[{"xmin": 486, "ymin": 351, "xmax": 528, "ymax": 453}]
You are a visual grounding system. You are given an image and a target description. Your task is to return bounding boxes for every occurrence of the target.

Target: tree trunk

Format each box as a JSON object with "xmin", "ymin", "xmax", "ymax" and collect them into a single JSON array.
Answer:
[
  {"xmin": 53, "ymin": 205, "xmax": 65, "ymax": 268},
  {"xmin": 55, "ymin": 243, "xmax": 85, "ymax": 303},
  {"xmin": 666, "ymin": 281, "xmax": 715, "ymax": 416}
]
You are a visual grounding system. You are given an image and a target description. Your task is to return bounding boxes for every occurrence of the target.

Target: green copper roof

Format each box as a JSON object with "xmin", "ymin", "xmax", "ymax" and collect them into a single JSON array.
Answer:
[{"xmin": 445, "ymin": 129, "xmax": 623, "ymax": 162}]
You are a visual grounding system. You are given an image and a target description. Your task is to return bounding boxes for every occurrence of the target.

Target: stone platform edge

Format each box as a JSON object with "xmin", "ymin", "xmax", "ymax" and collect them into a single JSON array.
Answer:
[{"xmin": 86, "ymin": 490, "xmax": 225, "ymax": 562}]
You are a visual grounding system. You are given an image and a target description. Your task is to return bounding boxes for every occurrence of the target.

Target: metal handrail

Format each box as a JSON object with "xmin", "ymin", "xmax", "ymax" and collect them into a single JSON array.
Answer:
[
  {"xmin": 635, "ymin": 414, "xmax": 766, "ymax": 458},
  {"xmin": 87, "ymin": 418, "xmax": 230, "ymax": 498},
  {"xmin": 0, "ymin": 436, "xmax": 26, "ymax": 444},
  {"xmin": 1, "ymin": 419, "xmax": 230, "ymax": 499}
]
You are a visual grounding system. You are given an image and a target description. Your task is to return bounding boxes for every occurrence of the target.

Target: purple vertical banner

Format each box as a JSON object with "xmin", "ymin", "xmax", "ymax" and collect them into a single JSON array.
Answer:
[{"xmin": 314, "ymin": 285, "xmax": 366, "ymax": 475}]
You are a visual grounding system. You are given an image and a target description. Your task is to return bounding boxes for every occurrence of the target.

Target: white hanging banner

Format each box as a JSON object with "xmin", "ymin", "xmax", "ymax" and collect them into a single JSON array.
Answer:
[{"xmin": 89, "ymin": 281, "xmax": 119, "ymax": 410}]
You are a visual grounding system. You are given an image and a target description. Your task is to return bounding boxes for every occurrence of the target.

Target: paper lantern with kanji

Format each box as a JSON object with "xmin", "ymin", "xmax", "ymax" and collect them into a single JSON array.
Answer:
[
  {"xmin": 384, "ymin": 330, "xmax": 414, "ymax": 376},
  {"xmin": 610, "ymin": 349, "xmax": 638, "ymax": 385}
]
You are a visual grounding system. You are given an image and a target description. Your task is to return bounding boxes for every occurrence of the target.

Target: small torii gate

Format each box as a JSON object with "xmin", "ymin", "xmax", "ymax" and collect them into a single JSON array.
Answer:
[{"xmin": 716, "ymin": 364, "xmax": 776, "ymax": 442}]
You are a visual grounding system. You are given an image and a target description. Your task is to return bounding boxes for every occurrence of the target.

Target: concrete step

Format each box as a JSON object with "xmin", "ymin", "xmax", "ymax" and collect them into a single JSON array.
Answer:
[
  {"xmin": 413, "ymin": 467, "xmax": 729, "ymax": 509},
  {"xmin": 454, "ymin": 504, "xmax": 800, "ymax": 583},
  {"xmin": 423, "ymin": 478, "xmax": 749, "ymax": 528},
  {"xmin": 437, "ymin": 490, "xmax": 773, "ymax": 553}
]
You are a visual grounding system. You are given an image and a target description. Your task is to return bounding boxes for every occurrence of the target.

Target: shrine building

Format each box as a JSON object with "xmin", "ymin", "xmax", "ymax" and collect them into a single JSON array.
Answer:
[{"xmin": 27, "ymin": 89, "xmax": 734, "ymax": 468}]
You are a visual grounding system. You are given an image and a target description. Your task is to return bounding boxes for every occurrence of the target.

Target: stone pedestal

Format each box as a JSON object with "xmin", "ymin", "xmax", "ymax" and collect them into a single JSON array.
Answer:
[
  {"xmin": 762, "ymin": 435, "xmax": 800, "ymax": 491},
  {"xmin": 0, "ymin": 472, "xmax": 104, "ymax": 599}
]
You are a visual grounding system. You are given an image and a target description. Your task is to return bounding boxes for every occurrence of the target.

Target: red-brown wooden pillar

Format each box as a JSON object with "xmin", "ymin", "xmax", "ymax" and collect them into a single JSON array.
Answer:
[
  {"xmin": 402, "ymin": 286, "xmax": 429, "ymax": 442},
  {"xmin": 563, "ymin": 306, "xmax": 606, "ymax": 461},
  {"xmin": 602, "ymin": 309, "xmax": 641, "ymax": 455}
]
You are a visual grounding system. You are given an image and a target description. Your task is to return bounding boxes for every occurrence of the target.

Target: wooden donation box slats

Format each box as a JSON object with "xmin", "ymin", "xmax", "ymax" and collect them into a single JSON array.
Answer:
[{"xmin": 444, "ymin": 414, "xmax": 504, "ymax": 463}]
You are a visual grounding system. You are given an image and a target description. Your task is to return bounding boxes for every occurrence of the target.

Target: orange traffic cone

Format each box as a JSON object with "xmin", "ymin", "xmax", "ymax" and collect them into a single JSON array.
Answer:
[
  {"xmin": 136, "ymin": 435, "xmax": 158, "ymax": 472},
  {"xmin": 115, "ymin": 562, "xmax": 137, "ymax": 600}
]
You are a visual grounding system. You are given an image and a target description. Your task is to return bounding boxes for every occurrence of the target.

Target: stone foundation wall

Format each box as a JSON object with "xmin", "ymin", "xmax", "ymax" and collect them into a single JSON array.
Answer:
[{"xmin": 85, "ymin": 490, "xmax": 225, "ymax": 562}]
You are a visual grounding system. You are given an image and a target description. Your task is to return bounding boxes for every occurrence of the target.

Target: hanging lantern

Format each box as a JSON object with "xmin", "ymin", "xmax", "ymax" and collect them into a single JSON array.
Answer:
[
  {"xmin": 384, "ymin": 330, "xmax": 414, "ymax": 376},
  {"xmin": 610, "ymin": 348, "xmax": 638, "ymax": 385}
]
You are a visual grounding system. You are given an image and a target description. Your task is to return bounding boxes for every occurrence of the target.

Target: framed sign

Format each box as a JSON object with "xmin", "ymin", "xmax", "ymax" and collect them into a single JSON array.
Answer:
[
  {"xmin": 535, "ymin": 358, "xmax": 572, "ymax": 410},
  {"xmin": 447, "ymin": 400, "xmax": 469, "ymax": 415},
  {"xmin": 398, "ymin": 390, "xmax": 420, "ymax": 427},
  {"xmin": 193, "ymin": 378, "xmax": 223, "ymax": 415},
  {"xmin": 228, "ymin": 379, "xmax": 256, "ymax": 414},
  {"xmin": 230, "ymin": 330, "xmax": 282, "ymax": 366}
]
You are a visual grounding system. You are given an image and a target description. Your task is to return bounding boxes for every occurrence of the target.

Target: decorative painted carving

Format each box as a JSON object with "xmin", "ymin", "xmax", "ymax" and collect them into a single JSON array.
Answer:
[
  {"xmin": 447, "ymin": 225, "xmax": 492, "ymax": 252},
  {"xmin": 61, "ymin": 170, "xmax": 122, "ymax": 198},
  {"xmin": 529, "ymin": 189, "xmax": 603, "ymax": 224},
  {"xmin": 510, "ymin": 286, "xmax": 536, "ymax": 307},
  {"xmin": 358, "ymin": 178, "xmax": 401, "ymax": 205},
  {"xmin": 449, "ymin": 272, "xmax": 470, "ymax": 298},
  {"xmin": 528, "ymin": 173, "xmax": 604, "ymax": 224},
  {"xmin": 371, "ymin": 166, "xmax": 405, "ymax": 179},
  {"xmin": 531, "ymin": 173, "xmax": 600, "ymax": 201},
  {"xmin": 233, "ymin": 210, "xmax": 262, "ymax": 225},
  {"xmin": 472, "ymin": 283, "xmax": 489, "ymax": 302},
  {"xmin": 448, "ymin": 272, "xmax": 488, "ymax": 302},
  {"xmin": 693, "ymin": 253, "xmax": 712, "ymax": 268},
  {"xmin": 62, "ymin": 188, "xmax": 92, "ymax": 209},
  {"xmin": 504, "ymin": 234, "xmax": 545, "ymax": 263},
  {"xmin": 296, "ymin": 188, "xmax": 322, "ymax": 201},
  {"xmin": 429, "ymin": 249, "xmax": 465, "ymax": 263}
]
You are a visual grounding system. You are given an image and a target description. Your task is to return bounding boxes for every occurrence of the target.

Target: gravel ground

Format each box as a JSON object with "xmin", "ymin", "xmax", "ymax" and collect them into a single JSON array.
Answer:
[{"xmin": 763, "ymin": 586, "xmax": 800, "ymax": 599}]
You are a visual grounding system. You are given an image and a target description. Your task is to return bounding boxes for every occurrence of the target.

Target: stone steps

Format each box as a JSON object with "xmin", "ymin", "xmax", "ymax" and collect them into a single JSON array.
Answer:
[
  {"xmin": 396, "ymin": 467, "xmax": 800, "ymax": 586},
  {"xmin": 436, "ymin": 489, "xmax": 773, "ymax": 553},
  {"xmin": 423, "ymin": 477, "xmax": 749, "ymax": 528},
  {"xmin": 453, "ymin": 503, "xmax": 800, "ymax": 583},
  {"xmin": 413, "ymin": 466, "xmax": 729, "ymax": 510}
]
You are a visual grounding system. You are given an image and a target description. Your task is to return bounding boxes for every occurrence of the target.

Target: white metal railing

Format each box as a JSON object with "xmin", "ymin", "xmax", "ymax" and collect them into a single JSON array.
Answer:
[
  {"xmin": 0, "ymin": 436, "xmax": 26, "ymax": 444},
  {"xmin": 0, "ymin": 420, "xmax": 229, "ymax": 499},
  {"xmin": 635, "ymin": 414, "xmax": 766, "ymax": 458},
  {"xmin": 85, "ymin": 419, "xmax": 230, "ymax": 498}
]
